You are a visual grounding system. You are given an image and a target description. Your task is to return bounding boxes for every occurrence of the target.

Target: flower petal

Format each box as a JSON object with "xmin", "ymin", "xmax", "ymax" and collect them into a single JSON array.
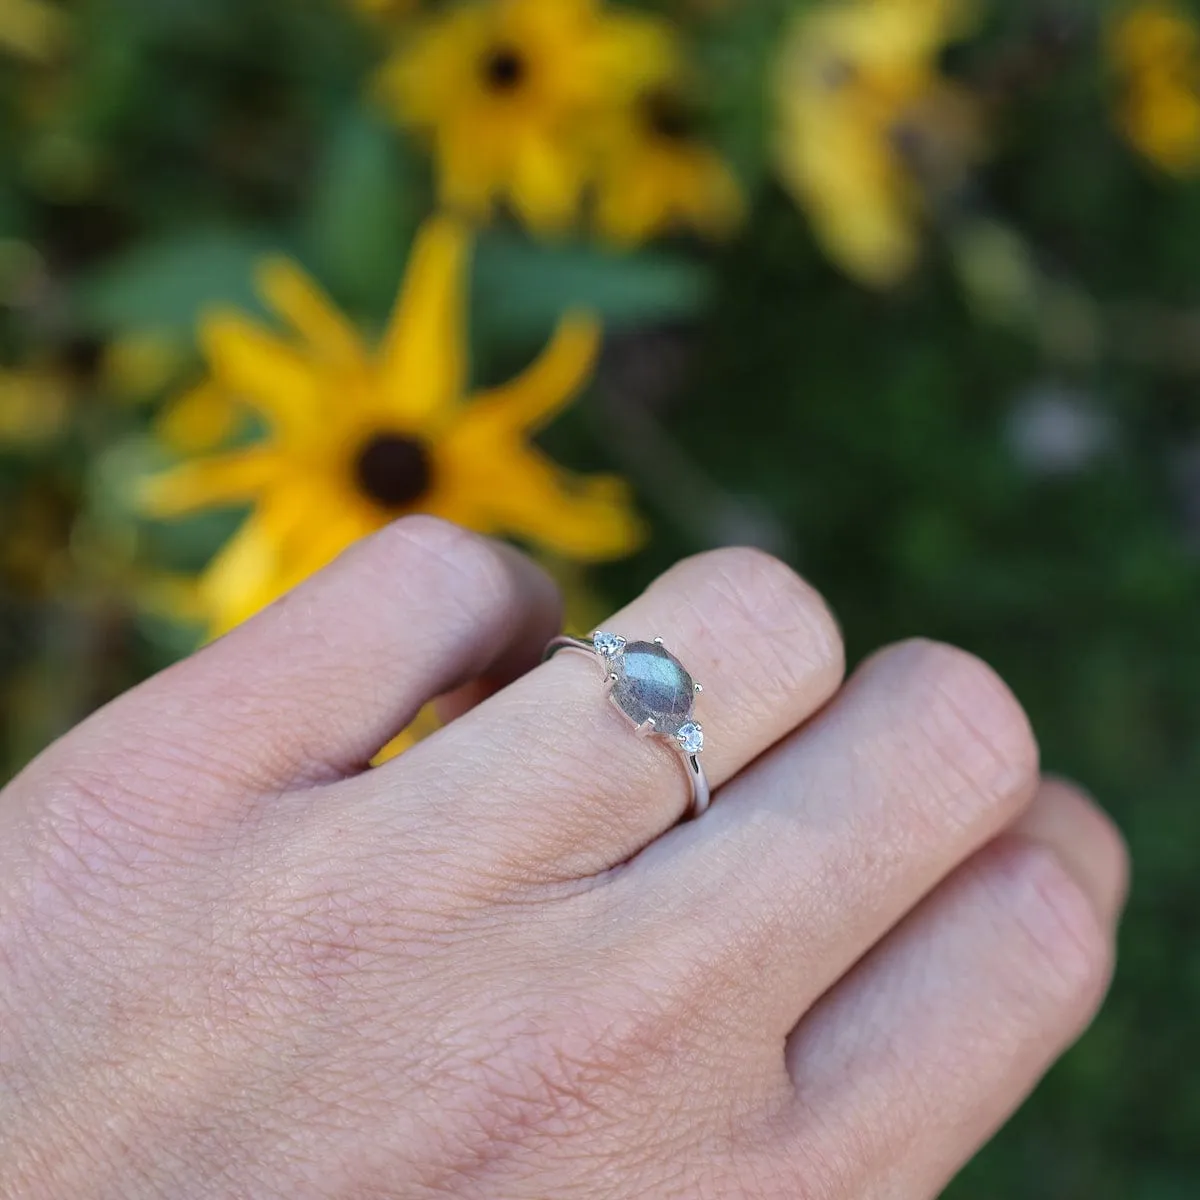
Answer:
[
  {"xmin": 256, "ymin": 258, "xmax": 366, "ymax": 369},
  {"xmin": 468, "ymin": 312, "xmax": 601, "ymax": 434},
  {"xmin": 462, "ymin": 444, "xmax": 645, "ymax": 561},
  {"xmin": 438, "ymin": 124, "xmax": 504, "ymax": 221},
  {"xmin": 139, "ymin": 448, "xmax": 281, "ymax": 518},
  {"xmin": 200, "ymin": 504, "xmax": 294, "ymax": 636},
  {"xmin": 509, "ymin": 136, "xmax": 589, "ymax": 233},
  {"xmin": 155, "ymin": 381, "xmax": 244, "ymax": 454},
  {"xmin": 203, "ymin": 491, "xmax": 376, "ymax": 636},
  {"xmin": 200, "ymin": 312, "xmax": 324, "ymax": 435},
  {"xmin": 378, "ymin": 216, "xmax": 471, "ymax": 424}
]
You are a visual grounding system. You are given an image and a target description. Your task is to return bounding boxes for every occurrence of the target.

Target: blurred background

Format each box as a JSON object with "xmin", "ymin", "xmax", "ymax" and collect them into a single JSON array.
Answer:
[{"xmin": 2, "ymin": 0, "xmax": 1198, "ymax": 1193}]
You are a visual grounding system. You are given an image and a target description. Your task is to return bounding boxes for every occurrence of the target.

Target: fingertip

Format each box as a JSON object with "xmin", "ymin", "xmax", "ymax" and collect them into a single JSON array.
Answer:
[{"xmin": 1011, "ymin": 777, "xmax": 1130, "ymax": 927}]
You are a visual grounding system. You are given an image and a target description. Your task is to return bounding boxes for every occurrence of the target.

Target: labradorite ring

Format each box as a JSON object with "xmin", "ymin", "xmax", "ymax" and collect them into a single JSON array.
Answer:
[{"xmin": 542, "ymin": 631, "xmax": 711, "ymax": 819}]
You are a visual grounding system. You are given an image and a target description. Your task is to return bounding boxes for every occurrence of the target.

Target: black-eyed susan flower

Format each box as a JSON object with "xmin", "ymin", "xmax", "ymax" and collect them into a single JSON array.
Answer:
[
  {"xmin": 377, "ymin": 0, "xmax": 614, "ymax": 232},
  {"xmin": 1111, "ymin": 1, "xmax": 1200, "ymax": 175},
  {"xmin": 591, "ymin": 12, "xmax": 743, "ymax": 246},
  {"xmin": 142, "ymin": 217, "xmax": 644, "ymax": 636},
  {"xmin": 773, "ymin": 0, "xmax": 980, "ymax": 288},
  {"xmin": 0, "ymin": 0, "xmax": 65, "ymax": 61}
]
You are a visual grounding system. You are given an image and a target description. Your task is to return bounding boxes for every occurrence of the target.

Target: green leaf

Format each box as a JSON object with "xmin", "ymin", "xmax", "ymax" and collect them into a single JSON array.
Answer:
[
  {"xmin": 76, "ymin": 228, "xmax": 284, "ymax": 338},
  {"xmin": 299, "ymin": 107, "xmax": 423, "ymax": 315},
  {"xmin": 471, "ymin": 233, "xmax": 712, "ymax": 346}
]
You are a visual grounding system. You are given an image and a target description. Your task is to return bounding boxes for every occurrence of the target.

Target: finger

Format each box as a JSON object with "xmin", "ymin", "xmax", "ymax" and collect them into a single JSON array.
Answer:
[
  {"xmin": 371, "ymin": 547, "xmax": 845, "ymax": 881},
  {"xmin": 776, "ymin": 779, "xmax": 1127, "ymax": 1200},
  {"xmin": 39, "ymin": 518, "xmax": 561, "ymax": 803},
  {"xmin": 611, "ymin": 639, "xmax": 1040, "ymax": 1038}
]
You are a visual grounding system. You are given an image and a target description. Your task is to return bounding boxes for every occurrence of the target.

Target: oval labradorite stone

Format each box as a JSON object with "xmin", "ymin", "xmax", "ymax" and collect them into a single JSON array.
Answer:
[{"xmin": 611, "ymin": 641, "xmax": 694, "ymax": 734}]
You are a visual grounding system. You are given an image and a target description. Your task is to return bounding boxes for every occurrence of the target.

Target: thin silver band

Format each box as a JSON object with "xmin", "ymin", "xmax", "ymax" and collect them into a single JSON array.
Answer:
[{"xmin": 543, "ymin": 635, "xmax": 712, "ymax": 819}]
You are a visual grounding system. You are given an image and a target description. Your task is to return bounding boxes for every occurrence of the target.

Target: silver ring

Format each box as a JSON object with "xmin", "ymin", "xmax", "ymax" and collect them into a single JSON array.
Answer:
[{"xmin": 542, "ymin": 631, "xmax": 711, "ymax": 819}]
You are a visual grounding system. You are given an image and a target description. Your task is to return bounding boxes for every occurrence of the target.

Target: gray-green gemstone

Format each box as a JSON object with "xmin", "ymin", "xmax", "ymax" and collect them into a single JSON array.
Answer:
[{"xmin": 611, "ymin": 641, "xmax": 694, "ymax": 735}]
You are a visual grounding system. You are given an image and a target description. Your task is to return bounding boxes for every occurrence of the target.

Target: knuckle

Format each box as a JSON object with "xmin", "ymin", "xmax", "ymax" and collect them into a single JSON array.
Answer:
[
  {"xmin": 889, "ymin": 638, "xmax": 1039, "ymax": 824},
  {"xmin": 689, "ymin": 546, "xmax": 845, "ymax": 698},
  {"xmin": 382, "ymin": 517, "xmax": 527, "ymax": 634},
  {"xmin": 993, "ymin": 839, "xmax": 1115, "ymax": 1025},
  {"xmin": 388, "ymin": 516, "xmax": 503, "ymax": 593}
]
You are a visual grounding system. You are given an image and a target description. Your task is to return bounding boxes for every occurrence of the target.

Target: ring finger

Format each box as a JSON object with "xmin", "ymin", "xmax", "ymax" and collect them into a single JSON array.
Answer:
[{"xmin": 365, "ymin": 548, "xmax": 846, "ymax": 882}]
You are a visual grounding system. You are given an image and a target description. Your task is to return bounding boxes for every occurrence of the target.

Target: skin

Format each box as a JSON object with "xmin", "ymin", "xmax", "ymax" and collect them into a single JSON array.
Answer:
[{"xmin": 0, "ymin": 516, "xmax": 1128, "ymax": 1199}]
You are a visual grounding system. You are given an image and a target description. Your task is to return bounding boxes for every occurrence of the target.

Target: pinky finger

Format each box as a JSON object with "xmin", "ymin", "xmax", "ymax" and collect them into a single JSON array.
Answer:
[{"xmin": 779, "ymin": 780, "xmax": 1128, "ymax": 1199}]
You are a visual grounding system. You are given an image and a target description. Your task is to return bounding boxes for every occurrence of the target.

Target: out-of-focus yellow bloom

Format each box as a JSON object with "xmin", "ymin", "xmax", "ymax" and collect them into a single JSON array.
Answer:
[
  {"xmin": 1111, "ymin": 2, "xmax": 1200, "ymax": 175},
  {"xmin": 378, "ymin": 0, "xmax": 738, "ymax": 242},
  {"xmin": 0, "ymin": 0, "xmax": 65, "ymax": 61},
  {"xmin": 142, "ymin": 217, "xmax": 644, "ymax": 636},
  {"xmin": 379, "ymin": 0, "xmax": 612, "ymax": 231},
  {"xmin": 102, "ymin": 332, "xmax": 184, "ymax": 402},
  {"xmin": 773, "ymin": 0, "xmax": 980, "ymax": 288},
  {"xmin": 592, "ymin": 13, "xmax": 743, "ymax": 245},
  {"xmin": 384, "ymin": 0, "xmax": 700, "ymax": 234},
  {"xmin": 155, "ymin": 381, "xmax": 246, "ymax": 455},
  {"xmin": 0, "ymin": 368, "xmax": 71, "ymax": 446}
]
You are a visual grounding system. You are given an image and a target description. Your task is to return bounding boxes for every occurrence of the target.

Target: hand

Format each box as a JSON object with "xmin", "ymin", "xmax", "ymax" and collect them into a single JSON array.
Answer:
[{"xmin": 0, "ymin": 518, "xmax": 1127, "ymax": 1199}]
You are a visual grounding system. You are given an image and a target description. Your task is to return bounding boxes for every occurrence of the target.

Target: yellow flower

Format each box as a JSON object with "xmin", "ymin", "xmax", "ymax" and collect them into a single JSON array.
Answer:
[
  {"xmin": 591, "ymin": 13, "xmax": 743, "ymax": 245},
  {"xmin": 377, "ymin": 0, "xmax": 737, "ymax": 242},
  {"xmin": 102, "ymin": 332, "xmax": 184, "ymax": 402},
  {"xmin": 1111, "ymin": 1, "xmax": 1200, "ymax": 175},
  {"xmin": 0, "ymin": 367, "xmax": 71, "ymax": 446},
  {"xmin": 155, "ymin": 381, "xmax": 247, "ymax": 455},
  {"xmin": 382, "ymin": 0, "xmax": 695, "ymax": 233},
  {"xmin": 773, "ymin": 0, "xmax": 980, "ymax": 288},
  {"xmin": 142, "ymin": 217, "xmax": 644, "ymax": 636},
  {"xmin": 378, "ymin": 0, "xmax": 610, "ymax": 231},
  {"xmin": 0, "ymin": 0, "xmax": 65, "ymax": 61}
]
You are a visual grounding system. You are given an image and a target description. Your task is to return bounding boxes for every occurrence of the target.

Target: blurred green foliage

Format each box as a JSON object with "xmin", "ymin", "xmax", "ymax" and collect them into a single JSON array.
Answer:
[{"xmin": 2, "ymin": 0, "xmax": 1200, "ymax": 1194}]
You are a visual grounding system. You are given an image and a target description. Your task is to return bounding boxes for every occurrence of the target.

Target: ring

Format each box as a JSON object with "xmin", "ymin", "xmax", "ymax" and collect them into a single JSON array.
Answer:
[{"xmin": 542, "ymin": 631, "xmax": 711, "ymax": 819}]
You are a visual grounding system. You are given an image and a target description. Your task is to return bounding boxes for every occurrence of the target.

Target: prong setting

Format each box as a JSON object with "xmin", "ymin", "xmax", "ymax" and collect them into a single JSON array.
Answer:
[
  {"xmin": 602, "ymin": 639, "xmax": 702, "ymax": 752},
  {"xmin": 542, "ymin": 631, "xmax": 711, "ymax": 818}
]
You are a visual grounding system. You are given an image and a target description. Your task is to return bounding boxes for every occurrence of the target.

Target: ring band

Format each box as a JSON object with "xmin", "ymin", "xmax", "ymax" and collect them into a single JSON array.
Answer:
[{"xmin": 542, "ymin": 631, "xmax": 711, "ymax": 819}]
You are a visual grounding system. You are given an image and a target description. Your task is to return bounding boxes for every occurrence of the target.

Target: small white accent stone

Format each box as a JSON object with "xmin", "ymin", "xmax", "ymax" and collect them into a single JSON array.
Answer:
[
  {"xmin": 592, "ymin": 631, "xmax": 626, "ymax": 659},
  {"xmin": 677, "ymin": 722, "xmax": 704, "ymax": 755}
]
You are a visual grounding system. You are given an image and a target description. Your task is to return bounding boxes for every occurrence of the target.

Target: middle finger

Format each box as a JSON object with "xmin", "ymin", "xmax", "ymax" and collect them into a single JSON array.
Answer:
[{"xmin": 611, "ymin": 638, "xmax": 1041, "ymax": 1041}]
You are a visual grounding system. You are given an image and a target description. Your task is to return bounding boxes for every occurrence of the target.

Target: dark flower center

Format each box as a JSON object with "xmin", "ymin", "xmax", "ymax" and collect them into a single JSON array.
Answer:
[
  {"xmin": 482, "ymin": 45, "xmax": 528, "ymax": 92},
  {"xmin": 640, "ymin": 88, "xmax": 697, "ymax": 142},
  {"xmin": 354, "ymin": 433, "xmax": 434, "ymax": 510}
]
